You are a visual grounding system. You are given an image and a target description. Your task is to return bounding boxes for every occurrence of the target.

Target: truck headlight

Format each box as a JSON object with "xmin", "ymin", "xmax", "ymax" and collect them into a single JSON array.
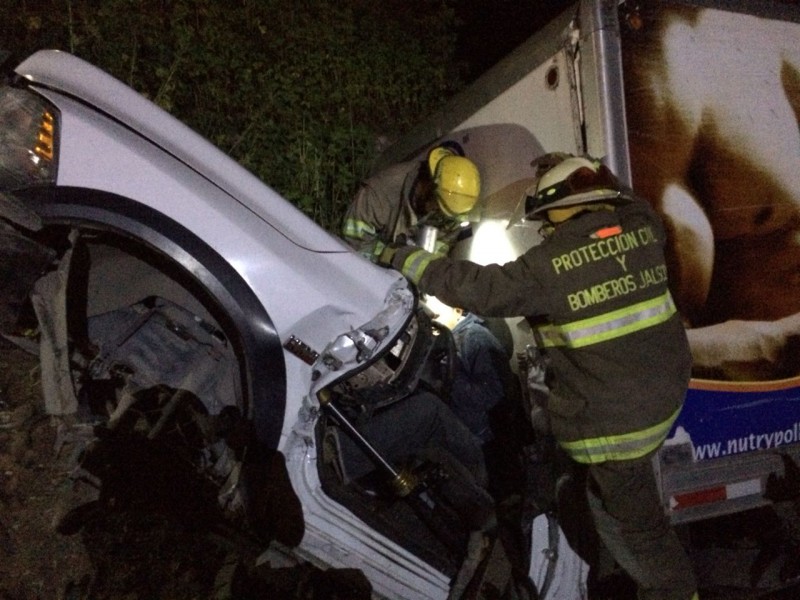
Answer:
[{"xmin": 0, "ymin": 86, "xmax": 58, "ymax": 190}]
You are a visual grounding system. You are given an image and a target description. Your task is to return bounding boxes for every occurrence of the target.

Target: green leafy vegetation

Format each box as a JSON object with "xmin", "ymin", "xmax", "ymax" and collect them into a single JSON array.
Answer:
[{"xmin": 5, "ymin": 0, "xmax": 463, "ymax": 231}]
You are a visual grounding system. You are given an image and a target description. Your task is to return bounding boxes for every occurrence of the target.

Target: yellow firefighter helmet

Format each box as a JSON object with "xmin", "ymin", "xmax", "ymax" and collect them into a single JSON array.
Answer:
[{"xmin": 428, "ymin": 147, "xmax": 481, "ymax": 218}]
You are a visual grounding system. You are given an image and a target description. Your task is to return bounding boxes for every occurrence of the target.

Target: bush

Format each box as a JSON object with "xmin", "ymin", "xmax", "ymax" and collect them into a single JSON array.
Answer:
[{"xmin": 5, "ymin": 0, "xmax": 463, "ymax": 232}]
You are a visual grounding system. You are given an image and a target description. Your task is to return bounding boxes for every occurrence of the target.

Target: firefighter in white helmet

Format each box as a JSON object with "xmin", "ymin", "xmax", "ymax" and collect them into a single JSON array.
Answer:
[
  {"xmin": 383, "ymin": 153, "xmax": 699, "ymax": 600},
  {"xmin": 342, "ymin": 142, "xmax": 481, "ymax": 261}
]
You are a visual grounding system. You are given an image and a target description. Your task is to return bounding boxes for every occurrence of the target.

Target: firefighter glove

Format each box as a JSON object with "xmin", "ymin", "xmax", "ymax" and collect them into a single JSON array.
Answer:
[{"xmin": 377, "ymin": 244, "xmax": 400, "ymax": 268}]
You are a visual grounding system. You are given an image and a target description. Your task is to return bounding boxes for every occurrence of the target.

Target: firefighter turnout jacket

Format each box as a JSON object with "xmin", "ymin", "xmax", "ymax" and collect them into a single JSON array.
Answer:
[
  {"xmin": 390, "ymin": 197, "xmax": 691, "ymax": 464},
  {"xmin": 343, "ymin": 161, "xmax": 418, "ymax": 261},
  {"xmin": 342, "ymin": 160, "xmax": 465, "ymax": 262}
]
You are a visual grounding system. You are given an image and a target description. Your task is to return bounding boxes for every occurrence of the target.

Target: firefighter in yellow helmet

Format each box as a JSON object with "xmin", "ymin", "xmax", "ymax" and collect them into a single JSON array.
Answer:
[
  {"xmin": 383, "ymin": 153, "xmax": 699, "ymax": 600},
  {"xmin": 342, "ymin": 142, "xmax": 481, "ymax": 262}
]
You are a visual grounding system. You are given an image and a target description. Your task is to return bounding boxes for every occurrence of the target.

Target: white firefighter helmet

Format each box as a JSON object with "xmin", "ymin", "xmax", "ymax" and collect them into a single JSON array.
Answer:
[{"xmin": 525, "ymin": 155, "xmax": 625, "ymax": 218}]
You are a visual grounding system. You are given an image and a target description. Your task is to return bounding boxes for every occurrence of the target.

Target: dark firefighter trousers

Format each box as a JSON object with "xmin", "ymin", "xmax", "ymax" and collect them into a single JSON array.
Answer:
[{"xmin": 587, "ymin": 453, "xmax": 698, "ymax": 600}]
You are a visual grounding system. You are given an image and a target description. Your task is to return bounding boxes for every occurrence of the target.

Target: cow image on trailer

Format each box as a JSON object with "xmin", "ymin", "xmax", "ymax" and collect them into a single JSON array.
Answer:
[
  {"xmin": 622, "ymin": 2, "xmax": 800, "ymax": 467},
  {"xmin": 622, "ymin": 2, "xmax": 800, "ymax": 382}
]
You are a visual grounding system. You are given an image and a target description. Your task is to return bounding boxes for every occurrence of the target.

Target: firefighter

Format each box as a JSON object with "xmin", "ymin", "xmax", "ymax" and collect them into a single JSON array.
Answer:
[
  {"xmin": 381, "ymin": 154, "xmax": 699, "ymax": 600},
  {"xmin": 342, "ymin": 142, "xmax": 481, "ymax": 261}
]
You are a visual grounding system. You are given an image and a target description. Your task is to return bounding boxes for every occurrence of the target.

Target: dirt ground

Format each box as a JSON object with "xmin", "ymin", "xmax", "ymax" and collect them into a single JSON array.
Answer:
[{"xmin": 0, "ymin": 338, "xmax": 94, "ymax": 599}]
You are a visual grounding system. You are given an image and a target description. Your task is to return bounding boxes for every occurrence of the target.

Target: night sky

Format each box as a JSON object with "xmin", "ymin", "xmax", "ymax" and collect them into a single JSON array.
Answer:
[{"xmin": 454, "ymin": 0, "xmax": 574, "ymax": 82}]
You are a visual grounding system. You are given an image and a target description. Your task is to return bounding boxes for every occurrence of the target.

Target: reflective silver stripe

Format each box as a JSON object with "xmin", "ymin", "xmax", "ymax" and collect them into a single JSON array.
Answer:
[
  {"xmin": 560, "ymin": 405, "xmax": 682, "ymax": 464},
  {"xmin": 401, "ymin": 249, "xmax": 437, "ymax": 284},
  {"xmin": 535, "ymin": 291, "xmax": 676, "ymax": 348}
]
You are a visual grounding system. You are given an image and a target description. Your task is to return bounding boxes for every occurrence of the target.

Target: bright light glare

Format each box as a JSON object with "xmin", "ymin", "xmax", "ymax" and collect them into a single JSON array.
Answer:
[
  {"xmin": 421, "ymin": 294, "xmax": 462, "ymax": 328},
  {"xmin": 467, "ymin": 219, "xmax": 518, "ymax": 266}
]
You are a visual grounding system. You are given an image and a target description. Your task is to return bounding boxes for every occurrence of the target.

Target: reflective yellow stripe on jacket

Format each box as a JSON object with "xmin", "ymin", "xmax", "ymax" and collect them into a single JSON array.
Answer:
[
  {"xmin": 534, "ymin": 290, "xmax": 677, "ymax": 349},
  {"xmin": 539, "ymin": 290, "xmax": 679, "ymax": 463},
  {"xmin": 560, "ymin": 405, "xmax": 681, "ymax": 464},
  {"xmin": 401, "ymin": 249, "xmax": 438, "ymax": 284},
  {"xmin": 343, "ymin": 218, "xmax": 385, "ymax": 260},
  {"xmin": 342, "ymin": 217, "xmax": 376, "ymax": 241}
]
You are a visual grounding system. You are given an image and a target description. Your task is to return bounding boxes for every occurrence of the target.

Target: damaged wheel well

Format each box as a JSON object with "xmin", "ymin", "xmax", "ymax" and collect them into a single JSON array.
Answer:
[{"xmin": 8, "ymin": 186, "xmax": 286, "ymax": 449}]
